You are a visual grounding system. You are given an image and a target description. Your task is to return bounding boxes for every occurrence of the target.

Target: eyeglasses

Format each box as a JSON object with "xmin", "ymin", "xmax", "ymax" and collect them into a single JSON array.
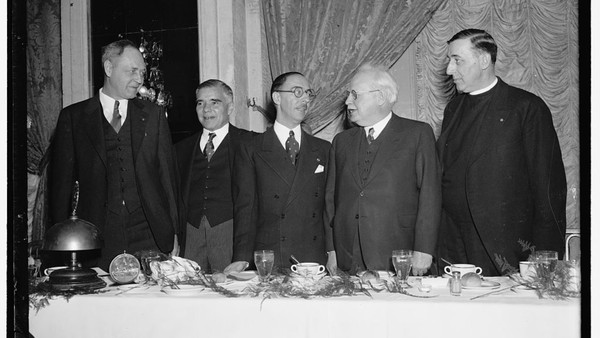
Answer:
[
  {"xmin": 274, "ymin": 86, "xmax": 316, "ymax": 100},
  {"xmin": 344, "ymin": 89, "xmax": 381, "ymax": 101}
]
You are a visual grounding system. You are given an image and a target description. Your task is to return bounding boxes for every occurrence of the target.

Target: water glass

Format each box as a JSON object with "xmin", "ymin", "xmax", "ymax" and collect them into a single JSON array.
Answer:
[
  {"xmin": 534, "ymin": 250, "xmax": 558, "ymax": 279},
  {"xmin": 254, "ymin": 250, "xmax": 275, "ymax": 284},
  {"xmin": 392, "ymin": 250, "xmax": 413, "ymax": 287}
]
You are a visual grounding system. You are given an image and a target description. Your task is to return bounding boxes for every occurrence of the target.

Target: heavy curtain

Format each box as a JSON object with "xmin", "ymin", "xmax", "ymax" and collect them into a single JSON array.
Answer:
[
  {"xmin": 413, "ymin": 0, "xmax": 579, "ymax": 229},
  {"xmin": 261, "ymin": 0, "xmax": 447, "ymax": 136},
  {"xmin": 26, "ymin": 0, "xmax": 62, "ymax": 243}
]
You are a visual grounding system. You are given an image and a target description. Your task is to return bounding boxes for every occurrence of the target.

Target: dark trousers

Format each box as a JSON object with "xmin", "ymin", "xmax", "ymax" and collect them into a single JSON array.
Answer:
[{"xmin": 184, "ymin": 217, "xmax": 233, "ymax": 273}]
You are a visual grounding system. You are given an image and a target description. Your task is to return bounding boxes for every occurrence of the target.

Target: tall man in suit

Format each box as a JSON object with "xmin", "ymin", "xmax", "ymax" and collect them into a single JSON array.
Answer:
[
  {"xmin": 50, "ymin": 40, "xmax": 180, "ymax": 270},
  {"xmin": 224, "ymin": 72, "xmax": 330, "ymax": 273},
  {"xmin": 175, "ymin": 79, "xmax": 248, "ymax": 272},
  {"xmin": 437, "ymin": 29, "xmax": 566, "ymax": 275},
  {"xmin": 324, "ymin": 64, "xmax": 441, "ymax": 275}
]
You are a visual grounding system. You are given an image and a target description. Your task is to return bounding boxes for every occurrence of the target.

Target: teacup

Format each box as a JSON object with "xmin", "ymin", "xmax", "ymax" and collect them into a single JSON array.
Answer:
[
  {"xmin": 44, "ymin": 266, "xmax": 68, "ymax": 276},
  {"xmin": 291, "ymin": 262, "xmax": 325, "ymax": 276},
  {"xmin": 519, "ymin": 261, "xmax": 537, "ymax": 281},
  {"xmin": 444, "ymin": 263, "xmax": 482, "ymax": 277}
]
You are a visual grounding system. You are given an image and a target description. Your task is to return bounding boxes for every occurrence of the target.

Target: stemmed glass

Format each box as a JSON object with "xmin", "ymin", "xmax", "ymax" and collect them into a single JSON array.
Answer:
[
  {"xmin": 254, "ymin": 250, "xmax": 275, "ymax": 285},
  {"xmin": 392, "ymin": 250, "xmax": 413, "ymax": 288},
  {"xmin": 534, "ymin": 250, "xmax": 558, "ymax": 280}
]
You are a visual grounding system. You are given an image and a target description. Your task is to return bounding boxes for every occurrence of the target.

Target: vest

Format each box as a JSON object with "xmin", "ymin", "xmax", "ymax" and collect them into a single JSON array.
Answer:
[
  {"xmin": 358, "ymin": 131, "xmax": 380, "ymax": 185},
  {"xmin": 103, "ymin": 115, "xmax": 142, "ymax": 213},
  {"xmin": 187, "ymin": 136, "xmax": 234, "ymax": 227}
]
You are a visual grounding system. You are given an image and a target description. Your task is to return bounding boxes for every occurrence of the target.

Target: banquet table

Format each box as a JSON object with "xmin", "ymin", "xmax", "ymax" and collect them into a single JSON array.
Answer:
[{"xmin": 29, "ymin": 274, "xmax": 580, "ymax": 338}]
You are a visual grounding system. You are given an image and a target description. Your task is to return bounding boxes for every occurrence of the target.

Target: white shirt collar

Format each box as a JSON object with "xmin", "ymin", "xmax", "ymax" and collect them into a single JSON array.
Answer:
[
  {"xmin": 99, "ymin": 88, "xmax": 128, "ymax": 124},
  {"xmin": 470, "ymin": 77, "xmax": 498, "ymax": 95},
  {"xmin": 200, "ymin": 123, "xmax": 229, "ymax": 151},
  {"xmin": 274, "ymin": 121, "xmax": 302, "ymax": 149},
  {"xmin": 364, "ymin": 112, "xmax": 392, "ymax": 140}
]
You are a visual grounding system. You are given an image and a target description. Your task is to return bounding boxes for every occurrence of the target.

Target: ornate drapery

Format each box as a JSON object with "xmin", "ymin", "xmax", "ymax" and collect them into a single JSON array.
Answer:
[
  {"xmin": 26, "ymin": 0, "xmax": 62, "ymax": 243},
  {"xmin": 414, "ymin": 0, "xmax": 579, "ymax": 229},
  {"xmin": 261, "ymin": 0, "xmax": 447, "ymax": 136}
]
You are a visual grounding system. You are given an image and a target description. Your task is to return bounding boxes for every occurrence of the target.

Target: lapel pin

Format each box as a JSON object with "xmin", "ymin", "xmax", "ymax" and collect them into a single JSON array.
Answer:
[{"xmin": 500, "ymin": 118, "xmax": 504, "ymax": 122}]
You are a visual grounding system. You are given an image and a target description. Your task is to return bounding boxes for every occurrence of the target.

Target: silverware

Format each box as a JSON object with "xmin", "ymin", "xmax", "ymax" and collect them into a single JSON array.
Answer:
[
  {"xmin": 440, "ymin": 257, "xmax": 453, "ymax": 266},
  {"xmin": 290, "ymin": 255, "xmax": 300, "ymax": 265}
]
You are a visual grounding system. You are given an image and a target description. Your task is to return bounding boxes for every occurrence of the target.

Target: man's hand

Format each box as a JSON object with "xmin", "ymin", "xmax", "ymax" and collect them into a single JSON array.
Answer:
[
  {"xmin": 326, "ymin": 251, "xmax": 338, "ymax": 276},
  {"xmin": 223, "ymin": 261, "xmax": 249, "ymax": 275},
  {"xmin": 411, "ymin": 251, "xmax": 432, "ymax": 276},
  {"xmin": 170, "ymin": 235, "xmax": 180, "ymax": 257}
]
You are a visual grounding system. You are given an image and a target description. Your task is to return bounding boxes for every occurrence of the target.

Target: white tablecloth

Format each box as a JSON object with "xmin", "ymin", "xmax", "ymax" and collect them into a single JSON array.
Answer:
[{"xmin": 29, "ymin": 276, "xmax": 580, "ymax": 338}]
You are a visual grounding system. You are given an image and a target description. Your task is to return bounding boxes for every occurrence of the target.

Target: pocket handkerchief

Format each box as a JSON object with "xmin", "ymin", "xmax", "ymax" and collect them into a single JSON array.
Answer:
[{"xmin": 314, "ymin": 164, "xmax": 325, "ymax": 173}]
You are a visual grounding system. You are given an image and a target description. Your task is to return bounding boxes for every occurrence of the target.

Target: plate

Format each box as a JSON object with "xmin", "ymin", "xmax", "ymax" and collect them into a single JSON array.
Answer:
[
  {"xmin": 461, "ymin": 280, "xmax": 501, "ymax": 290},
  {"xmin": 228, "ymin": 271, "xmax": 258, "ymax": 281},
  {"xmin": 162, "ymin": 285, "xmax": 205, "ymax": 296}
]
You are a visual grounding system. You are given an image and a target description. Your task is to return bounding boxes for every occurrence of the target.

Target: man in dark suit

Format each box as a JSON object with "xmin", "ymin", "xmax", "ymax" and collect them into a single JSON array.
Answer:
[
  {"xmin": 437, "ymin": 29, "xmax": 566, "ymax": 275},
  {"xmin": 324, "ymin": 64, "xmax": 441, "ymax": 275},
  {"xmin": 50, "ymin": 40, "xmax": 179, "ymax": 270},
  {"xmin": 175, "ymin": 79, "xmax": 248, "ymax": 273},
  {"xmin": 224, "ymin": 72, "xmax": 330, "ymax": 273}
]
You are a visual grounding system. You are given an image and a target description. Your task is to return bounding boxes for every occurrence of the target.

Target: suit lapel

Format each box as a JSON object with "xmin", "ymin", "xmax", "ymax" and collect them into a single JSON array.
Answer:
[
  {"xmin": 129, "ymin": 99, "xmax": 149, "ymax": 163},
  {"xmin": 286, "ymin": 131, "xmax": 320, "ymax": 207},
  {"xmin": 83, "ymin": 97, "xmax": 107, "ymax": 167},
  {"xmin": 348, "ymin": 128, "xmax": 363, "ymax": 187},
  {"xmin": 364, "ymin": 115, "xmax": 399, "ymax": 185},
  {"xmin": 257, "ymin": 128, "xmax": 295, "ymax": 187}
]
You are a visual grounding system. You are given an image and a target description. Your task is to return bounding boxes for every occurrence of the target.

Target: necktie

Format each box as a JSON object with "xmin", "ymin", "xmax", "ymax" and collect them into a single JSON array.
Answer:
[
  {"xmin": 111, "ymin": 100, "xmax": 121, "ymax": 133},
  {"xmin": 204, "ymin": 132, "xmax": 216, "ymax": 161},
  {"xmin": 367, "ymin": 128, "xmax": 375, "ymax": 145},
  {"xmin": 286, "ymin": 130, "xmax": 299, "ymax": 165}
]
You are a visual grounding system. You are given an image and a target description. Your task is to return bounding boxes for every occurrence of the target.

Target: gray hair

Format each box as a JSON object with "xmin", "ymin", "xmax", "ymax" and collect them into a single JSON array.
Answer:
[
  {"xmin": 101, "ymin": 39, "xmax": 139, "ymax": 65},
  {"xmin": 355, "ymin": 63, "xmax": 398, "ymax": 105}
]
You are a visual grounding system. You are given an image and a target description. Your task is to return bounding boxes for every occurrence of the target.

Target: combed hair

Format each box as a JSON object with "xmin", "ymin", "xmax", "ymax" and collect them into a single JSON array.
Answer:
[
  {"xmin": 356, "ymin": 63, "xmax": 398, "ymax": 105},
  {"xmin": 197, "ymin": 79, "xmax": 234, "ymax": 103},
  {"xmin": 448, "ymin": 29, "xmax": 497, "ymax": 64},
  {"xmin": 270, "ymin": 71, "xmax": 304, "ymax": 96},
  {"xmin": 101, "ymin": 39, "xmax": 138, "ymax": 65}
]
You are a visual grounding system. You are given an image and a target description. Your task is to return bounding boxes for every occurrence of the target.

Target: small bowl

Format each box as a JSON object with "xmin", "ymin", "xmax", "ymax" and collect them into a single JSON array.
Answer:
[{"xmin": 418, "ymin": 284, "xmax": 432, "ymax": 293}]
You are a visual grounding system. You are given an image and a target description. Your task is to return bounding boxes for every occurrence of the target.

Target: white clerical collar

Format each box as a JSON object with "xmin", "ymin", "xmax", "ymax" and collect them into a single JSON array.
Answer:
[
  {"xmin": 200, "ymin": 123, "xmax": 229, "ymax": 151},
  {"xmin": 364, "ymin": 112, "xmax": 392, "ymax": 140},
  {"xmin": 274, "ymin": 121, "xmax": 302, "ymax": 149},
  {"xmin": 470, "ymin": 77, "xmax": 498, "ymax": 95},
  {"xmin": 99, "ymin": 88, "xmax": 129, "ymax": 123}
]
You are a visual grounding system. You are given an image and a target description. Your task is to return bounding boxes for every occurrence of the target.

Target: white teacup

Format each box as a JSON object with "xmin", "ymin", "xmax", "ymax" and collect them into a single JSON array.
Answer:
[
  {"xmin": 519, "ymin": 261, "xmax": 537, "ymax": 281},
  {"xmin": 444, "ymin": 264, "xmax": 482, "ymax": 276},
  {"xmin": 44, "ymin": 266, "xmax": 68, "ymax": 276},
  {"xmin": 291, "ymin": 262, "xmax": 325, "ymax": 276}
]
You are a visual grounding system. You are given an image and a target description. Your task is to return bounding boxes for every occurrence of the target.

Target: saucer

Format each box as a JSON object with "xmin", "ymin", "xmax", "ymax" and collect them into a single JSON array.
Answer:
[
  {"xmin": 290, "ymin": 271, "xmax": 326, "ymax": 282},
  {"xmin": 228, "ymin": 271, "xmax": 258, "ymax": 281},
  {"xmin": 461, "ymin": 280, "xmax": 501, "ymax": 290},
  {"xmin": 162, "ymin": 285, "xmax": 205, "ymax": 296}
]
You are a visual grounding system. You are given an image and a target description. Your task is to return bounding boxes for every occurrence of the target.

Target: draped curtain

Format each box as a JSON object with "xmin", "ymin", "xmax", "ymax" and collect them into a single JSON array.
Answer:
[
  {"xmin": 414, "ymin": 0, "xmax": 579, "ymax": 229},
  {"xmin": 261, "ymin": 0, "xmax": 447, "ymax": 137},
  {"xmin": 26, "ymin": 0, "xmax": 62, "ymax": 244}
]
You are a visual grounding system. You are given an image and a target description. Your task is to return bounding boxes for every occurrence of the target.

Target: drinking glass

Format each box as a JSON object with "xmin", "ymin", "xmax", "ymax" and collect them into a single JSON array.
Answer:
[
  {"xmin": 534, "ymin": 250, "xmax": 558, "ymax": 279},
  {"xmin": 254, "ymin": 250, "xmax": 275, "ymax": 285},
  {"xmin": 392, "ymin": 250, "xmax": 413, "ymax": 287}
]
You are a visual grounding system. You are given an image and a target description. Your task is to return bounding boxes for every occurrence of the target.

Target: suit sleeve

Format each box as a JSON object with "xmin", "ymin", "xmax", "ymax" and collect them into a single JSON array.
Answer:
[
  {"xmin": 413, "ymin": 124, "xmax": 442, "ymax": 256},
  {"xmin": 522, "ymin": 98, "xmax": 567, "ymax": 253},
  {"xmin": 232, "ymin": 136, "xmax": 258, "ymax": 262},
  {"xmin": 156, "ymin": 107, "xmax": 180, "ymax": 238},
  {"xmin": 323, "ymin": 140, "xmax": 337, "ymax": 252},
  {"xmin": 49, "ymin": 108, "xmax": 76, "ymax": 224}
]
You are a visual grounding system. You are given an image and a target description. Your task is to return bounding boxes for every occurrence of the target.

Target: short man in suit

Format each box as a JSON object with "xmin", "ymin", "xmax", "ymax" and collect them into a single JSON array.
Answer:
[
  {"xmin": 175, "ymin": 79, "xmax": 248, "ymax": 272},
  {"xmin": 324, "ymin": 64, "xmax": 441, "ymax": 276},
  {"xmin": 437, "ymin": 29, "xmax": 566, "ymax": 275},
  {"xmin": 50, "ymin": 39, "xmax": 180, "ymax": 270},
  {"xmin": 224, "ymin": 72, "xmax": 330, "ymax": 273}
]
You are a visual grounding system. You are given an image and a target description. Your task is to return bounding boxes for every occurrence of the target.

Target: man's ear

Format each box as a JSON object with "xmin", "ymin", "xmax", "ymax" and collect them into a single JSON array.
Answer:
[
  {"xmin": 103, "ymin": 59, "xmax": 113, "ymax": 77},
  {"xmin": 479, "ymin": 53, "xmax": 492, "ymax": 70},
  {"xmin": 272, "ymin": 92, "xmax": 280, "ymax": 105},
  {"xmin": 375, "ymin": 90, "xmax": 386, "ymax": 106},
  {"xmin": 227, "ymin": 102, "xmax": 234, "ymax": 116}
]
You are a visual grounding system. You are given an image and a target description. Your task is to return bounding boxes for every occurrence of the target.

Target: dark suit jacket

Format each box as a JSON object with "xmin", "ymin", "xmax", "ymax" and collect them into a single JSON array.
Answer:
[
  {"xmin": 232, "ymin": 127, "xmax": 330, "ymax": 268},
  {"xmin": 174, "ymin": 124, "xmax": 248, "ymax": 255},
  {"xmin": 436, "ymin": 78, "xmax": 567, "ymax": 268},
  {"xmin": 50, "ymin": 96, "xmax": 179, "ymax": 253},
  {"xmin": 324, "ymin": 114, "xmax": 441, "ymax": 271}
]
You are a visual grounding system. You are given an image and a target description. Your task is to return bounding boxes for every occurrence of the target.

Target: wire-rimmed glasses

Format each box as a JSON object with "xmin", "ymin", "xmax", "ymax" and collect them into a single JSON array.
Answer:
[{"xmin": 344, "ymin": 89, "xmax": 381, "ymax": 101}]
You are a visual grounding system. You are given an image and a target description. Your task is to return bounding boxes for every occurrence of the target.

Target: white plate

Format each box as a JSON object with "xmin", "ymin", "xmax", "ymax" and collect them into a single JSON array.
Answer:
[
  {"xmin": 228, "ymin": 271, "xmax": 258, "ymax": 281},
  {"xmin": 162, "ymin": 285, "xmax": 205, "ymax": 296},
  {"xmin": 462, "ymin": 280, "xmax": 501, "ymax": 290}
]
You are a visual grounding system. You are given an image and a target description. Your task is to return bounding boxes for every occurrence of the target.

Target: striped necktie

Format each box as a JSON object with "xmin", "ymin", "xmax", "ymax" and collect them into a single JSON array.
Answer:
[
  {"xmin": 204, "ymin": 132, "xmax": 216, "ymax": 161},
  {"xmin": 286, "ymin": 130, "xmax": 299, "ymax": 165},
  {"xmin": 111, "ymin": 100, "xmax": 121, "ymax": 133}
]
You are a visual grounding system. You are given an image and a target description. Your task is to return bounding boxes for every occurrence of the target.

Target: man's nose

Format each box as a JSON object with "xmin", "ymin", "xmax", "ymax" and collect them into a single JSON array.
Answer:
[{"xmin": 446, "ymin": 63, "xmax": 455, "ymax": 76}]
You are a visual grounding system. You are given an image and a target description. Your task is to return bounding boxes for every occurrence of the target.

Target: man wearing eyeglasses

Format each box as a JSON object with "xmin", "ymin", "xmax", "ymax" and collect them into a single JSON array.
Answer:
[
  {"xmin": 174, "ymin": 79, "xmax": 249, "ymax": 273},
  {"xmin": 324, "ymin": 64, "xmax": 441, "ymax": 276},
  {"xmin": 224, "ymin": 72, "xmax": 330, "ymax": 272}
]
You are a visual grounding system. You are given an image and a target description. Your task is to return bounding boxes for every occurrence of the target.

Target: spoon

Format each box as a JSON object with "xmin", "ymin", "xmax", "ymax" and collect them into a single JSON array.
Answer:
[
  {"xmin": 290, "ymin": 255, "xmax": 300, "ymax": 265},
  {"xmin": 440, "ymin": 257, "xmax": 453, "ymax": 266}
]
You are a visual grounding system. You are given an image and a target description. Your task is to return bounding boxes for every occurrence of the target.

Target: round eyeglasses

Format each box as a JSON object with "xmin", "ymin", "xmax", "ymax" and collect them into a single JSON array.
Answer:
[
  {"xmin": 274, "ymin": 86, "xmax": 316, "ymax": 100},
  {"xmin": 344, "ymin": 89, "xmax": 381, "ymax": 101}
]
